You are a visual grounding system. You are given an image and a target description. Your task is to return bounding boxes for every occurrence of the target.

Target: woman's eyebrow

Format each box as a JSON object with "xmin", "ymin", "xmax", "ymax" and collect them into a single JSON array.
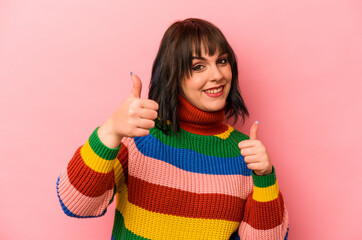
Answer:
[{"xmin": 191, "ymin": 52, "xmax": 228, "ymax": 60}]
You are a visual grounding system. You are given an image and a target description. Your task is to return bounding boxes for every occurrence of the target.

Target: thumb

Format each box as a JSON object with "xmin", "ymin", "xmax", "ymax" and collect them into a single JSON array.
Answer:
[
  {"xmin": 249, "ymin": 121, "xmax": 259, "ymax": 140},
  {"xmin": 130, "ymin": 72, "xmax": 142, "ymax": 98}
]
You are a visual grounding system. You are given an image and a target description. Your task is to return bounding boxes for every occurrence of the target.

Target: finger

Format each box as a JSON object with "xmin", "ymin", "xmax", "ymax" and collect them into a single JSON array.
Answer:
[
  {"xmin": 140, "ymin": 99, "xmax": 159, "ymax": 111},
  {"xmin": 130, "ymin": 72, "xmax": 142, "ymax": 98},
  {"xmin": 135, "ymin": 118, "xmax": 156, "ymax": 130},
  {"xmin": 249, "ymin": 121, "xmax": 259, "ymax": 140},
  {"xmin": 138, "ymin": 108, "xmax": 158, "ymax": 120},
  {"xmin": 244, "ymin": 155, "xmax": 259, "ymax": 164},
  {"xmin": 238, "ymin": 140, "xmax": 255, "ymax": 149},
  {"xmin": 247, "ymin": 163, "xmax": 259, "ymax": 170},
  {"xmin": 240, "ymin": 147, "xmax": 257, "ymax": 157},
  {"xmin": 132, "ymin": 128, "xmax": 150, "ymax": 137}
]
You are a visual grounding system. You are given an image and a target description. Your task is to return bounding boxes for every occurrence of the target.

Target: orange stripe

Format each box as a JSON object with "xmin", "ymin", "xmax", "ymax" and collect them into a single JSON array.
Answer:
[
  {"xmin": 177, "ymin": 94, "xmax": 229, "ymax": 135},
  {"xmin": 58, "ymin": 172, "xmax": 114, "ymax": 216},
  {"xmin": 116, "ymin": 143, "xmax": 129, "ymax": 186},
  {"xmin": 127, "ymin": 175, "xmax": 245, "ymax": 221},
  {"xmin": 238, "ymin": 203, "xmax": 289, "ymax": 239},
  {"xmin": 243, "ymin": 191, "xmax": 285, "ymax": 230}
]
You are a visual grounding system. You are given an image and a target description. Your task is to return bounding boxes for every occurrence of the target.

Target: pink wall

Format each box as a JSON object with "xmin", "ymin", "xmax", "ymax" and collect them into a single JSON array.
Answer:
[{"xmin": 1, "ymin": 0, "xmax": 361, "ymax": 239}]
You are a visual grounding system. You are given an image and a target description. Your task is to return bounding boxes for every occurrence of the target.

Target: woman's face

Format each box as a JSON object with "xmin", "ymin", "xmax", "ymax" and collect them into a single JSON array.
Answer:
[{"xmin": 180, "ymin": 47, "xmax": 232, "ymax": 112}]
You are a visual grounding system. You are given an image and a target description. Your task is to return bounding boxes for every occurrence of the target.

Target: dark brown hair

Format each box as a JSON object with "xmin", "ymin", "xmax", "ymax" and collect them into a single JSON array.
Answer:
[{"xmin": 148, "ymin": 18, "xmax": 249, "ymax": 135}]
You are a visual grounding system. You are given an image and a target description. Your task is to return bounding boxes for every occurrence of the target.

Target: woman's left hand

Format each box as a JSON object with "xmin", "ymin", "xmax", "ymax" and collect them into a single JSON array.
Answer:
[{"xmin": 238, "ymin": 121, "xmax": 273, "ymax": 176}]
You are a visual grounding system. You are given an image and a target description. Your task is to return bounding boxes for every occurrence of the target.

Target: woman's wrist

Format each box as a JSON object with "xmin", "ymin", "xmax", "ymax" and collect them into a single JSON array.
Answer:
[{"xmin": 97, "ymin": 119, "xmax": 123, "ymax": 148}]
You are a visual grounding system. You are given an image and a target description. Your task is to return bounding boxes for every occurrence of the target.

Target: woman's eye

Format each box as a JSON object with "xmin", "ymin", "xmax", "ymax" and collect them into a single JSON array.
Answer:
[
  {"xmin": 192, "ymin": 65, "xmax": 204, "ymax": 71},
  {"xmin": 218, "ymin": 58, "xmax": 228, "ymax": 64}
]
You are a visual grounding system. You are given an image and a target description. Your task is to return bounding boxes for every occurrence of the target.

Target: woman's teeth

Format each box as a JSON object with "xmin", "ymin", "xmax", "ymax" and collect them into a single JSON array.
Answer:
[{"xmin": 205, "ymin": 87, "xmax": 223, "ymax": 93}]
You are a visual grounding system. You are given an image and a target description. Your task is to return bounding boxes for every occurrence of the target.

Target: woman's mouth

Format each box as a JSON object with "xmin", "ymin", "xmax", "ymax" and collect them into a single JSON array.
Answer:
[{"xmin": 203, "ymin": 86, "xmax": 224, "ymax": 97}]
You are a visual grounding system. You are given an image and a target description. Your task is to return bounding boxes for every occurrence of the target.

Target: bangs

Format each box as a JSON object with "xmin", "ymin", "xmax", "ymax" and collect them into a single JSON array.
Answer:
[
  {"xmin": 177, "ymin": 20, "xmax": 230, "ymax": 78},
  {"xmin": 192, "ymin": 33, "xmax": 228, "ymax": 58}
]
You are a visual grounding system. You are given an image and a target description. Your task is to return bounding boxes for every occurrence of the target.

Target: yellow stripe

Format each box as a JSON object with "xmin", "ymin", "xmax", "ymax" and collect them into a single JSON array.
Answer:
[
  {"xmin": 252, "ymin": 180, "xmax": 280, "ymax": 202},
  {"xmin": 115, "ymin": 191, "xmax": 239, "ymax": 240},
  {"xmin": 80, "ymin": 140, "xmax": 115, "ymax": 173},
  {"xmin": 214, "ymin": 125, "xmax": 234, "ymax": 139}
]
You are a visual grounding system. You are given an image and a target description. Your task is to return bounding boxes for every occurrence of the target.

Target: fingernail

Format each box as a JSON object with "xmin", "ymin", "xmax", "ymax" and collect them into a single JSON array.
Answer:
[
  {"xmin": 130, "ymin": 71, "xmax": 133, "ymax": 76},
  {"xmin": 255, "ymin": 121, "xmax": 259, "ymax": 124}
]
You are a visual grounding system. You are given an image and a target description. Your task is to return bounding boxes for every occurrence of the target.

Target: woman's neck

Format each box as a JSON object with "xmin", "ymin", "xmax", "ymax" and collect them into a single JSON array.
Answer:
[{"xmin": 177, "ymin": 94, "xmax": 229, "ymax": 135}]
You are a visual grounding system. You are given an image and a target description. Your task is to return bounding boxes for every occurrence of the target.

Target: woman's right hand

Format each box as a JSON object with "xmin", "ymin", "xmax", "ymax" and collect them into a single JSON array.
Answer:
[{"xmin": 98, "ymin": 73, "xmax": 159, "ymax": 147}]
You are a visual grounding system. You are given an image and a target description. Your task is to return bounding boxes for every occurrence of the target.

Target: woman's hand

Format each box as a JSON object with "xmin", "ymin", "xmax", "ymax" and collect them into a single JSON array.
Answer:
[
  {"xmin": 238, "ymin": 121, "xmax": 273, "ymax": 176},
  {"xmin": 100, "ymin": 73, "xmax": 159, "ymax": 142}
]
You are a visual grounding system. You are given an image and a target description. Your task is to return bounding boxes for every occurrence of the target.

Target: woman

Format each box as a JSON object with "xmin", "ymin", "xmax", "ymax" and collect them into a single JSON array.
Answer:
[{"xmin": 56, "ymin": 18, "xmax": 289, "ymax": 239}]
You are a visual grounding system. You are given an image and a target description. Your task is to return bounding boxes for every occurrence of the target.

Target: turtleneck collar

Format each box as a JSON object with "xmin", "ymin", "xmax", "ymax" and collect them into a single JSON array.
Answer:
[{"xmin": 177, "ymin": 94, "xmax": 229, "ymax": 135}]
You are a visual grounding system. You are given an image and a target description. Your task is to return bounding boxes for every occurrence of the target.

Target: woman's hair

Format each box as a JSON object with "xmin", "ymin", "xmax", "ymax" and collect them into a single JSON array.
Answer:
[{"xmin": 148, "ymin": 18, "xmax": 249, "ymax": 135}]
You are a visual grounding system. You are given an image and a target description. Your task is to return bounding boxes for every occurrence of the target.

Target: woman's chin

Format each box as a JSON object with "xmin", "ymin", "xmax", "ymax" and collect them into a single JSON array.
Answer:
[{"xmin": 201, "ymin": 101, "xmax": 226, "ymax": 112}]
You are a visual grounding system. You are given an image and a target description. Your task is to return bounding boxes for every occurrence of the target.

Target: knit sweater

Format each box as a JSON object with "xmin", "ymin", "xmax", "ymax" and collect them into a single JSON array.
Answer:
[{"xmin": 56, "ymin": 95, "xmax": 290, "ymax": 240}]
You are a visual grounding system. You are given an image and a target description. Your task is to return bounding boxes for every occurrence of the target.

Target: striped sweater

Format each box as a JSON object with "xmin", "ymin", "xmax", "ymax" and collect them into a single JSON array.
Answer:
[{"xmin": 56, "ymin": 95, "xmax": 289, "ymax": 239}]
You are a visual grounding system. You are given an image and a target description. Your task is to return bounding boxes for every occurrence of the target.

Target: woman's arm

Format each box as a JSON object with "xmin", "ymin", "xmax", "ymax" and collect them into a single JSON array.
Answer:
[
  {"xmin": 56, "ymin": 124, "xmax": 127, "ymax": 218},
  {"xmin": 56, "ymin": 72, "xmax": 157, "ymax": 218},
  {"xmin": 234, "ymin": 166, "xmax": 290, "ymax": 239}
]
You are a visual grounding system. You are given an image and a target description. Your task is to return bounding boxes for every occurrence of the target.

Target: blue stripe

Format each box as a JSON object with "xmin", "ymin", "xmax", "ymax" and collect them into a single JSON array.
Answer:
[
  {"xmin": 284, "ymin": 227, "xmax": 289, "ymax": 240},
  {"xmin": 134, "ymin": 135, "xmax": 251, "ymax": 175},
  {"xmin": 229, "ymin": 230, "xmax": 240, "ymax": 239},
  {"xmin": 56, "ymin": 176, "xmax": 107, "ymax": 218}
]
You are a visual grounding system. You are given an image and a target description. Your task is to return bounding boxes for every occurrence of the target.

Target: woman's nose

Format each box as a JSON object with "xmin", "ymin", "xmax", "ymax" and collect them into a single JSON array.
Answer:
[{"xmin": 210, "ymin": 65, "xmax": 223, "ymax": 82}]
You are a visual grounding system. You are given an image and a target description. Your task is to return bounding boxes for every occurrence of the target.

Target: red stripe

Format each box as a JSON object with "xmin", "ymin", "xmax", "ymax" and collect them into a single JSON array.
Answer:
[
  {"xmin": 128, "ymin": 175, "xmax": 245, "ymax": 221},
  {"xmin": 117, "ymin": 143, "xmax": 128, "ymax": 186},
  {"xmin": 243, "ymin": 191, "xmax": 285, "ymax": 230},
  {"xmin": 67, "ymin": 146, "xmax": 114, "ymax": 197}
]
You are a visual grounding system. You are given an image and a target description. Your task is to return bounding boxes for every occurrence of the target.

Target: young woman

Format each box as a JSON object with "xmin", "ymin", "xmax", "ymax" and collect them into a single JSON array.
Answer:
[{"xmin": 56, "ymin": 18, "xmax": 289, "ymax": 239}]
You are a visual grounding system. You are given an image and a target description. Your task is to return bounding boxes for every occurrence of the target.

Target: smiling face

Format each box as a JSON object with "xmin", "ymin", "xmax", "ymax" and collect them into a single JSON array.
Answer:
[{"xmin": 180, "ymin": 47, "xmax": 232, "ymax": 112}]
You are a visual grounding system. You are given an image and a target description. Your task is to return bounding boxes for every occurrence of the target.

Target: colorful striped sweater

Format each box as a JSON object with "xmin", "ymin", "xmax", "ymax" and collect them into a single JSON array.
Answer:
[{"xmin": 56, "ymin": 95, "xmax": 289, "ymax": 239}]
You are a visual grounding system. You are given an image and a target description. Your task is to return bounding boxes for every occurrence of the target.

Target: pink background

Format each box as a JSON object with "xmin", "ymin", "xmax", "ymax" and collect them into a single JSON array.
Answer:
[{"xmin": 1, "ymin": 0, "xmax": 361, "ymax": 239}]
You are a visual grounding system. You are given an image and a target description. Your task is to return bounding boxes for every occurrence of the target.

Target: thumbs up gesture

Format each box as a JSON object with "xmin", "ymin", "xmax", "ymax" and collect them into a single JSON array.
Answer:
[
  {"xmin": 238, "ymin": 121, "xmax": 273, "ymax": 176},
  {"xmin": 103, "ymin": 73, "xmax": 159, "ymax": 139}
]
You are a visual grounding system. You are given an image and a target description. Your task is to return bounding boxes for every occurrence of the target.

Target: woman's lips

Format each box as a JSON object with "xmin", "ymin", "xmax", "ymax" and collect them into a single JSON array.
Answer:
[{"xmin": 203, "ymin": 86, "xmax": 224, "ymax": 98}]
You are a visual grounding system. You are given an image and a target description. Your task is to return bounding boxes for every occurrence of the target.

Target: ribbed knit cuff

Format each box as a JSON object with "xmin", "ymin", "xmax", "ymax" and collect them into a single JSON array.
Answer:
[
  {"xmin": 251, "ymin": 165, "xmax": 276, "ymax": 188},
  {"xmin": 88, "ymin": 126, "xmax": 122, "ymax": 160}
]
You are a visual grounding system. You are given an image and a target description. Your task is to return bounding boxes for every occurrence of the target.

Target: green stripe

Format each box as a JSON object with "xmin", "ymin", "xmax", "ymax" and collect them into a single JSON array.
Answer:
[
  {"xmin": 251, "ymin": 165, "xmax": 277, "ymax": 188},
  {"xmin": 112, "ymin": 209, "xmax": 149, "ymax": 240},
  {"xmin": 88, "ymin": 126, "xmax": 121, "ymax": 160},
  {"xmin": 149, "ymin": 126, "xmax": 249, "ymax": 158}
]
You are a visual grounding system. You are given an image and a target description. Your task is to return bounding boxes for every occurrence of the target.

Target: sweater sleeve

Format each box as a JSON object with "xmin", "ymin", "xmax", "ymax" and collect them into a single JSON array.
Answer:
[
  {"xmin": 56, "ymin": 126, "xmax": 128, "ymax": 218},
  {"xmin": 233, "ymin": 165, "xmax": 290, "ymax": 240}
]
